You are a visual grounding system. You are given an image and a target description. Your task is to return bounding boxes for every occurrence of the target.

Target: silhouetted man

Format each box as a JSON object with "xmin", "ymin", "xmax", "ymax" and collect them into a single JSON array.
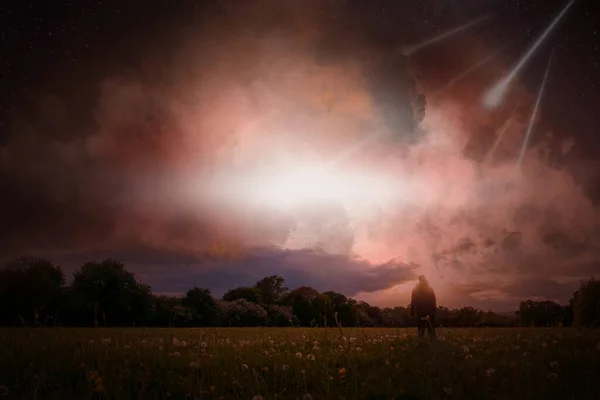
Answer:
[{"xmin": 410, "ymin": 275, "xmax": 437, "ymax": 338}]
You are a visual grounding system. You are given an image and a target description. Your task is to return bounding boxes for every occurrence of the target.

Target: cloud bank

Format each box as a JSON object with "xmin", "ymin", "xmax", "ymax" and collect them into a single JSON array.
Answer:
[{"xmin": 1, "ymin": 0, "xmax": 597, "ymax": 310}]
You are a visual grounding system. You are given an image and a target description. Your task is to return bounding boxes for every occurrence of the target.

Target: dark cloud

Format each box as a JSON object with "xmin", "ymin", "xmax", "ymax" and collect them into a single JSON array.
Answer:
[
  {"xmin": 1, "ymin": 0, "xmax": 598, "ymax": 310},
  {"xmin": 41, "ymin": 246, "xmax": 418, "ymax": 298}
]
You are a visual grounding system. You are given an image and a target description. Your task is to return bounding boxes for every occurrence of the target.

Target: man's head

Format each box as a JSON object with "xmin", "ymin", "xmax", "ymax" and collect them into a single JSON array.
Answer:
[{"xmin": 418, "ymin": 275, "xmax": 428, "ymax": 285}]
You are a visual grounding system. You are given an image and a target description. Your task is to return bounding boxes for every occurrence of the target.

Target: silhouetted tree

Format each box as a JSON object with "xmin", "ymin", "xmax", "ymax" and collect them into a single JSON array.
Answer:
[
  {"xmin": 181, "ymin": 287, "xmax": 219, "ymax": 326},
  {"xmin": 1, "ymin": 255, "xmax": 581, "ymax": 328},
  {"xmin": 219, "ymin": 299, "xmax": 268, "ymax": 326},
  {"xmin": 570, "ymin": 278, "xmax": 600, "ymax": 327},
  {"xmin": 149, "ymin": 295, "xmax": 194, "ymax": 327},
  {"xmin": 455, "ymin": 306, "xmax": 481, "ymax": 326},
  {"xmin": 518, "ymin": 300, "xmax": 564, "ymax": 327},
  {"xmin": 282, "ymin": 286, "xmax": 326, "ymax": 326},
  {"xmin": 223, "ymin": 286, "xmax": 261, "ymax": 303},
  {"xmin": 264, "ymin": 304, "xmax": 296, "ymax": 327},
  {"xmin": 254, "ymin": 275, "xmax": 288, "ymax": 304},
  {"xmin": 0, "ymin": 258, "xmax": 65, "ymax": 326},
  {"xmin": 323, "ymin": 291, "xmax": 358, "ymax": 327},
  {"xmin": 70, "ymin": 259, "xmax": 153, "ymax": 326}
]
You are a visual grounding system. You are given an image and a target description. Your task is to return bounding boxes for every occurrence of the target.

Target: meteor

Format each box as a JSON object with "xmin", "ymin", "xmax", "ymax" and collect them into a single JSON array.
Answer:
[
  {"xmin": 430, "ymin": 43, "xmax": 509, "ymax": 100},
  {"xmin": 517, "ymin": 53, "xmax": 554, "ymax": 169},
  {"xmin": 401, "ymin": 14, "xmax": 493, "ymax": 57},
  {"xmin": 485, "ymin": 101, "xmax": 522, "ymax": 164},
  {"xmin": 482, "ymin": 0, "xmax": 575, "ymax": 109}
]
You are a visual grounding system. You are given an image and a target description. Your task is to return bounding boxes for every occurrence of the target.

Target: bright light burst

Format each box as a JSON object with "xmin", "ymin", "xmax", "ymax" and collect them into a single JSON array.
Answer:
[
  {"xmin": 251, "ymin": 162, "xmax": 397, "ymax": 210},
  {"xmin": 207, "ymin": 155, "xmax": 401, "ymax": 212}
]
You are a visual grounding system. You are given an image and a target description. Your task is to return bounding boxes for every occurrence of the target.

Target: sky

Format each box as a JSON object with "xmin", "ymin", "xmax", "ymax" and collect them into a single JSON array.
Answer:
[{"xmin": 1, "ymin": 0, "xmax": 599, "ymax": 311}]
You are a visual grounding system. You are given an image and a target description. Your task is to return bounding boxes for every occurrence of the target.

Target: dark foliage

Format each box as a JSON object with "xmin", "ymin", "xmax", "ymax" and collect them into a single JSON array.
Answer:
[{"xmin": 0, "ymin": 257, "xmax": 593, "ymax": 328}]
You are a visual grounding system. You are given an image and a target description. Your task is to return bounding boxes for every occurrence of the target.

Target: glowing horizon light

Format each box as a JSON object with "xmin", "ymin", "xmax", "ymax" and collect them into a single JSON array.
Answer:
[{"xmin": 253, "ymin": 163, "xmax": 397, "ymax": 210}]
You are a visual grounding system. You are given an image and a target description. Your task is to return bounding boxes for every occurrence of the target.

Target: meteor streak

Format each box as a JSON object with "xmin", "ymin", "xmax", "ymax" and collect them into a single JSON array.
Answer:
[
  {"xmin": 485, "ymin": 101, "xmax": 521, "ymax": 164},
  {"xmin": 518, "ymin": 53, "xmax": 554, "ymax": 169},
  {"xmin": 430, "ymin": 44, "xmax": 509, "ymax": 100},
  {"xmin": 401, "ymin": 14, "xmax": 493, "ymax": 57},
  {"xmin": 482, "ymin": 0, "xmax": 575, "ymax": 109}
]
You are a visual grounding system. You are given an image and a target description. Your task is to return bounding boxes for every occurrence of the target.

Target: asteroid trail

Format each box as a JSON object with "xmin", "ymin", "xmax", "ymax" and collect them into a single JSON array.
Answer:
[
  {"xmin": 430, "ymin": 43, "xmax": 509, "ymax": 100},
  {"xmin": 401, "ymin": 14, "xmax": 493, "ymax": 57},
  {"xmin": 482, "ymin": 0, "xmax": 575, "ymax": 109},
  {"xmin": 485, "ymin": 101, "xmax": 522, "ymax": 164},
  {"xmin": 518, "ymin": 52, "xmax": 554, "ymax": 169}
]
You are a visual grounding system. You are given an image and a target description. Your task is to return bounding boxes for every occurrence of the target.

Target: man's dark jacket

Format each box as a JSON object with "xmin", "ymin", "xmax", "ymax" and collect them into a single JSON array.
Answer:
[{"xmin": 410, "ymin": 283, "xmax": 437, "ymax": 316}]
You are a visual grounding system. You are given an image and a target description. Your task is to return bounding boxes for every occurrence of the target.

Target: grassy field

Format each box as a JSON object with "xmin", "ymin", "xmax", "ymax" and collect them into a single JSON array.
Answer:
[{"xmin": 0, "ymin": 327, "xmax": 599, "ymax": 400}]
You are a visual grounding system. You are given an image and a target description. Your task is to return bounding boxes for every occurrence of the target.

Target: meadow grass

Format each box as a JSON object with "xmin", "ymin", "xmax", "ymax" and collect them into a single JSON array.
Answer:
[{"xmin": 0, "ymin": 327, "xmax": 598, "ymax": 399}]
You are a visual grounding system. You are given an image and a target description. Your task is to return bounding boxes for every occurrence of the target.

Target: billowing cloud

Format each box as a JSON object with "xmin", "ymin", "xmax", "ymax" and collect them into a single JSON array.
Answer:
[
  {"xmin": 43, "ymin": 246, "xmax": 418, "ymax": 297},
  {"xmin": 1, "ymin": 1, "xmax": 598, "ymax": 310}
]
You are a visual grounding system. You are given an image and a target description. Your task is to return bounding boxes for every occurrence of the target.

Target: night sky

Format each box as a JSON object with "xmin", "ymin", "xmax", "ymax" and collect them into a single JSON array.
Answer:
[{"xmin": 1, "ymin": 0, "xmax": 599, "ymax": 311}]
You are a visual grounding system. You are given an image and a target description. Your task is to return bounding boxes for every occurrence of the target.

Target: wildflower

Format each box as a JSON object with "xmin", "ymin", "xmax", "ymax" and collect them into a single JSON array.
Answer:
[
  {"xmin": 541, "ymin": 342, "xmax": 548, "ymax": 348},
  {"xmin": 88, "ymin": 371, "xmax": 100, "ymax": 382},
  {"xmin": 200, "ymin": 342, "xmax": 208, "ymax": 349},
  {"xmin": 168, "ymin": 351, "xmax": 181, "ymax": 357},
  {"xmin": 463, "ymin": 346, "xmax": 470, "ymax": 353},
  {"xmin": 263, "ymin": 350, "xmax": 269, "ymax": 356},
  {"xmin": 349, "ymin": 337, "xmax": 356, "ymax": 343},
  {"xmin": 296, "ymin": 352, "xmax": 303, "ymax": 359},
  {"xmin": 242, "ymin": 363, "xmax": 249, "ymax": 370},
  {"xmin": 313, "ymin": 340, "xmax": 319, "ymax": 346},
  {"xmin": 338, "ymin": 367, "xmax": 347, "ymax": 377},
  {"xmin": 355, "ymin": 347, "xmax": 362, "ymax": 352},
  {"xmin": 465, "ymin": 354, "xmax": 473, "ymax": 360},
  {"xmin": 263, "ymin": 367, "xmax": 269, "ymax": 372},
  {"xmin": 485, "ymin": 368, "xmax": 495, "ymax": 377},
  {"xmin": 282, "ymin": 364, "xmax": 289, "ymax": 371},
  {"xmin": 390, "ymin": 346, "xmax": 395, "ymax": 351},
  {"xmin": 313, "ymin": 345, "xmax": 319, "ymax": 351},
  {"xmin": 549, "ymin": 361, "xmax": 559, "ymax": 368},
  {"xmin": 306, "ymin": 354, "xmax": 315, "ymax": 361},
  {"xmin": 189, "ymin": 362, "xmax": 199, "ymax": 369},
  {"xmin": 548, "ymin": 372, "xmax": 558, "ymax": 378}
]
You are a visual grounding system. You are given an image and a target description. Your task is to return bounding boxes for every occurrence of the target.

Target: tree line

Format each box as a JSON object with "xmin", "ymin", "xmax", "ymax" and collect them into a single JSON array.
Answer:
[{"xmin": 1, "ymin": 257, "xmax": 598, "ymax": 328}]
